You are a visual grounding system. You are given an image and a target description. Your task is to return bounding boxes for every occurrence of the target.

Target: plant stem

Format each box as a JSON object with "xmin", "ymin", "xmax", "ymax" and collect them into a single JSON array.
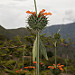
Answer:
[
  {"xmin": 36, "ymin": 31, "xmax": 40, "ymax": 75},
  {"xmin": 55, "ymin": 41, "xmax": 57, "ymax": 68},
  {"xmin": 66, "ymin": 55, "xmax": 68, "ymax": 75},
  {"xmin": 22, "ymin": 46, "xmax": 25, "ymax": 69},
  {"xmin": 66, "ymin": 61, "xmax": 67, "ymax": 75},
  {"xmin": 34, "ymin": 0, "xmax": 37, "ymax": 16}
]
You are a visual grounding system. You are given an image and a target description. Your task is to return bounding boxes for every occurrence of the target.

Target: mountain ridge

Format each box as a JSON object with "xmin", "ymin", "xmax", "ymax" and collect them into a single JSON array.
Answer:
[
  {"xmin": 0, "ymin": 22, "xmax": 75, "ymax": 41},
  {"xmin": 42, "ymin": 22, "xmax": 75, "ymax": 41}
]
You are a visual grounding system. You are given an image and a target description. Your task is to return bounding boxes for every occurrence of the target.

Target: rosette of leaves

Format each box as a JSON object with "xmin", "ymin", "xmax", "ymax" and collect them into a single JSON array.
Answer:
[{"xmin": 26, "ymin": 9, "xmax": 52, "ymax": 30}]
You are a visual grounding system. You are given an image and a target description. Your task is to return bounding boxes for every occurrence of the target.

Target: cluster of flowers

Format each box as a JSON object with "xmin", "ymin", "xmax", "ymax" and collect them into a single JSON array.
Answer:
[
  {"xmin": 16, "ymin": 66, "xmax": 35, "ymax": 73},
  {"xmin": 33, "ymin": 61, "xmax": 43, "ymax": 65},
  {"xmin": 24, "ymin": 66, "xmax": 35, "ymax": 69},
  {"xmin": 26, "ymin": 9, "xmax": 52, "ymax": 30},
  {"xmin": 48, "ymin": 63, "xmax": 64, "ymax": 71},
  {"xmin": 26, "ymin": 9, "xmax": 52, "ymax": 16},
  {"xmin": 16, "ymin": 68, "xmax": 29, "ymax": 73},
  {"xmin": 16, "ymin": 61, "xmax": 43, "ymax": 73},
  {"xmin": 16, "ymin": 62, "xmax": 64, "ymax": 73}
]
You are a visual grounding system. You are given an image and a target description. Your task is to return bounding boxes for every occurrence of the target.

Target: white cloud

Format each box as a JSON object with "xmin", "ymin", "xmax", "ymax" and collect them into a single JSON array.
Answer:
[{"xmin": 0, "ymin": 0, "xmax": 75, "ymax": 29}]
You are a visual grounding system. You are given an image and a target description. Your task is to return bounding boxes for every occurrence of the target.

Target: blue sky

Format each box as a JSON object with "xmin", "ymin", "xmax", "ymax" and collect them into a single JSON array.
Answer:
[{"xmin": 0, "ymin": 0, "xmax": 75, "ymax": 29}]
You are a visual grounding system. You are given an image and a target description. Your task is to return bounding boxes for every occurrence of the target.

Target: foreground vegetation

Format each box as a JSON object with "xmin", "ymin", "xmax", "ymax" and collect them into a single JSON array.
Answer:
[{"xmin": 0, "ymin": 28, "xmax": 75, "ymax": 75}]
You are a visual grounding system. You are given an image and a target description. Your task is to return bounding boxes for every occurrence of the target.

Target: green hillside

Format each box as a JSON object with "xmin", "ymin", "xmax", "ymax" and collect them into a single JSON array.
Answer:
[
  {"xmin": 0, "ymin": 25, "xmax": 30, "ymax": 40},
  {"xmin": 42, "ymin": 22, "xmax": 75, "ymax": 42}
]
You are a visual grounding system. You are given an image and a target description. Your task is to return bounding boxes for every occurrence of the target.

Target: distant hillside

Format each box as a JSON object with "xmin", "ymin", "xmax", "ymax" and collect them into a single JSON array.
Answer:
[
  {"xmin": 0, "ymin": 25, "xmax": 30, "ymax": 39},
  {"xmin": 42, "ymin": 22, "xmax": 75, "ymax": 41},
  {"xmin": 0, "ymin": 25, "xmax": 8, "ymax": 36},
  {"xmin": 0, "ymin": 22, "xmax": 75, "ymax": 41}
]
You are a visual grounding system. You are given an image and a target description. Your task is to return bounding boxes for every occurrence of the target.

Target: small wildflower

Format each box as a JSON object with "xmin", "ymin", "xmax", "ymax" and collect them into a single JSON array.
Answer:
[
  {"xmin": 52, "ymin": 66, "xmax": 54, "ymax": 69},
  {"xmin": 43, "ymin": 12, "xmax": 47, "ymax": 15},
  {"xmin": 26, "ymin": 11, "xmax": 33, "ymax": 14},
  {"xmin": 61, "ymin": 65, "xmax": 64, "ymax": 67},
  {"xmin": 33, "ymin": 61, "xmax": 37, "ymax": 64},
  {"xmin": 58, "ymin": 66, "xmax": 61, "ymax": 68},
  {"xmin": 47, "ymin": 12, "xmax": 52, "ymax": 15},
  {"xmin": 24, "ymin": 67, "xmax": 28, "ymax": 69},
  {"xmin": 57, "ymin": 63, "xmax": 61, "ymax": 65},
  {"xmin": 39, "ymin": 62, "xmax": 43, "ymax": 65},
  {"xmin": 16, "ymin": 70, "xmax": 18, "ymax": 73},
  {"xmin": 32, "ymin": 12, "xmax": 36, "ymax": 14},
  {"xmin": 20, "ymin": 68, "xmax": 22, "ymax": 71},
  {"xmin": 48, "ymin": 66, "xmax": 54, "ymax": 69},
  {"xmin": 26, "ymin": 10, "xmax": 30, "ymax": 13},
  {"xmin": 40, "ymin": 9, "xmax": 45, "ymax": 13},
  {"xmin": 53, "ymin": 64, "xmax": 55, "ymax": 66},
  {"xmin": 33, "ymin": 66, "xmax": 35, "ymax": 69},
  {"xmin": 59, "ymin": 67, "xmax": 63, "ymax": 71},
  {"xmin": 48, "ymin": 66, "xmax": 51, "ymax": 68},
  {"xmin": 48, "ymin": 63, "xmax": 64, "ymax": 71}
]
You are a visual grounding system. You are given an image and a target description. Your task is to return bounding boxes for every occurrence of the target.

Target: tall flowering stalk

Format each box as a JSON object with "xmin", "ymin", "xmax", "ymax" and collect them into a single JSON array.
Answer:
[
  {"xmin": 26, "ymin": 0, "xmax": 52, "ymax": 75},
  {"xmin": 34, "ymin": 0, "xmax": 37, "ymax": 16},
  {"xmin": 53, "ymin": 33, "xmax": 60, "ymax": 68},
  {"xmin": 53, "ymin": 27, "xmax": 62, "ymax": 68},
  {"xmin": 49, "ymin": 28, "xmax": 64, "ymax": 75}
]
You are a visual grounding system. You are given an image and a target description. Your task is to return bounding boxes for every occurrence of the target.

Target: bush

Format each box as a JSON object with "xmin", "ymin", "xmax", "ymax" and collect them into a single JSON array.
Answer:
[{"xmin": 5, "ymin": 60, "xmax": 16, "ymax": 70}]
